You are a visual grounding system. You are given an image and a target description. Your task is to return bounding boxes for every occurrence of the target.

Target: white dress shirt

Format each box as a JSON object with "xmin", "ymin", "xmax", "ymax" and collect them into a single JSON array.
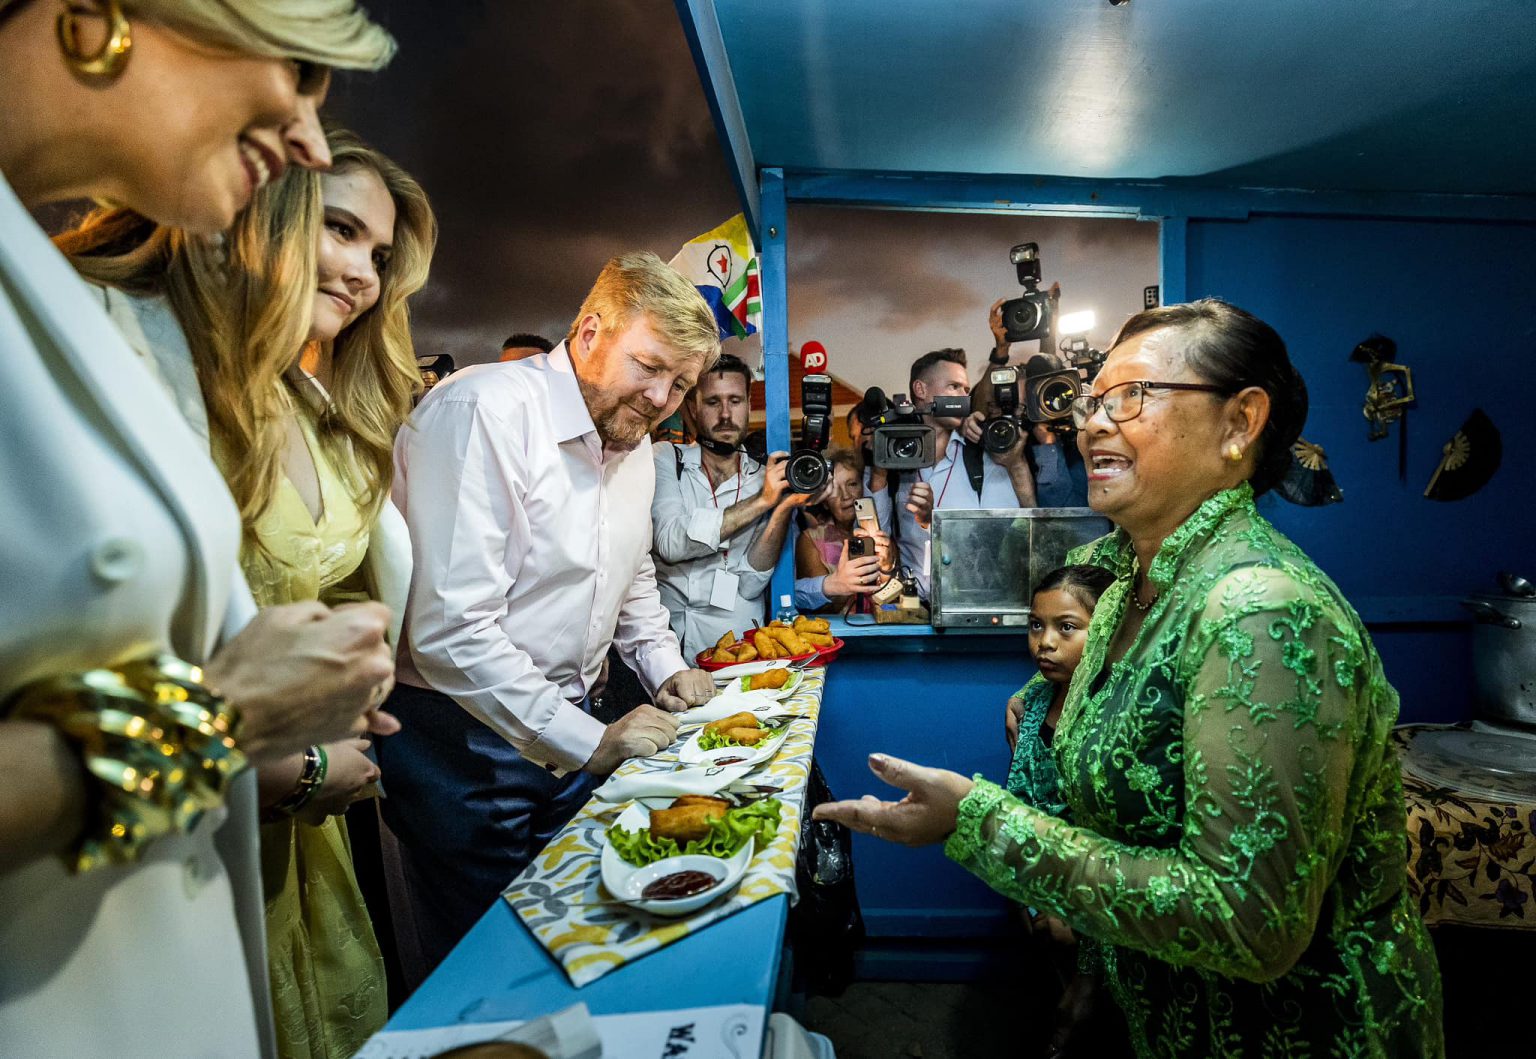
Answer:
[
  {"xmin": 394, "ymin": 344, "xmax": 688, "ymax": 774},
  {"xmin": 870, "ymin": 431, "xmax": 1023, "ymax": 596},
  {"xmin": 650, "ymin": 443, "xmax": 774, "ymax": 659}
]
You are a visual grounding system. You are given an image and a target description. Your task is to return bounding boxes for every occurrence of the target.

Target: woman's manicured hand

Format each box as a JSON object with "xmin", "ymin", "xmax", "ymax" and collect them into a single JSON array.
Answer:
[{"xmin": 812, "ymin": 753, "xmax": 974, "ymax": 847}]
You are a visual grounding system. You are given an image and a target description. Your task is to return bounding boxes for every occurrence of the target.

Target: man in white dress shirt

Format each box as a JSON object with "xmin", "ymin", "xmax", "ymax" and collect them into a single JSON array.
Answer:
[
  {"xmin": 651, "ymin": 353, "xmax": 813, "ymax": 659},
  {"xmin": 378, "ymin": 253, "xmax": 720, "ymax": 972}
]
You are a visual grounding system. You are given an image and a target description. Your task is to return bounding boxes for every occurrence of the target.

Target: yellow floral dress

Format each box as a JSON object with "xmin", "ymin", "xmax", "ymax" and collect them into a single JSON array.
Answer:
[{"xmin": 224, "ymin": 402, "xmax": 387, "ymax": 1059}]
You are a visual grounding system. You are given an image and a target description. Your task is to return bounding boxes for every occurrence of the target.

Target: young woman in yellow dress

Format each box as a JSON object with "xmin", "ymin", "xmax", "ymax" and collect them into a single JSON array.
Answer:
[{"xmin": 60, "ymin": 127, "xmax": 437, "ymax": 1058}]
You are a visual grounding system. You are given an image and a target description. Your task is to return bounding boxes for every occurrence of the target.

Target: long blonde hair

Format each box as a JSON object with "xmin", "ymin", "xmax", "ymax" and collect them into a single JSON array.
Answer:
[{"xmin": 57, "ymin": 128, "xmax": 436, "ymax": 540}]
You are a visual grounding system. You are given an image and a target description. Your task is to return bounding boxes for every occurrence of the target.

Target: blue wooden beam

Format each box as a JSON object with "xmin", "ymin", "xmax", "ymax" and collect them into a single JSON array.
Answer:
[
  {"xmin": 1159, "ymin": 217, "xmax": 1188, "ymax": 305},
  {"xmin": 782, "ymin": 170, "xmax": 1536, "ymax": 224},
  {"xmin": 759, "ymin": 168, "xmax": 796, "ymax": 610},
  {"xmin": 672, "ymin": 0, "xmax": 761, "ymax": 239}
]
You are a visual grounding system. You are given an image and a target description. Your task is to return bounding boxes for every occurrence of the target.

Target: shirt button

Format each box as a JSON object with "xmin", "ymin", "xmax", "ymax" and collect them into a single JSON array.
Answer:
[{"xmin": 90, "ymin": 537, "xmax": 143, "ymax": 584}]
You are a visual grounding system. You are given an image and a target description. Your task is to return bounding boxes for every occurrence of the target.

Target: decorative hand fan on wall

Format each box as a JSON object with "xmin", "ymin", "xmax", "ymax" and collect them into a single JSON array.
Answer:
[
  {"xmin": 1276, "ymin": 439, "xmax": 1343, "ymax": 507},
  {"xmin": 1424, "ymin": 409, "xmax": 1501, "ymax": 501}
]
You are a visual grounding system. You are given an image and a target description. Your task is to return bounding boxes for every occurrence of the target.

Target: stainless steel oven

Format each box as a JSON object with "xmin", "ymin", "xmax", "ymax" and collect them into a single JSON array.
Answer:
[{"xmin": 929, "ymin": 508, "xmax": 1111, "ymax": 629}]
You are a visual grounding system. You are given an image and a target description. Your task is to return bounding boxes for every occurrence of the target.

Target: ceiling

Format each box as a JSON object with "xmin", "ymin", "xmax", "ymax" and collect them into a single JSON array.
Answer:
[{"xmin": 690, "ymin": 0, "xmax": 1536, "ymax": 199}]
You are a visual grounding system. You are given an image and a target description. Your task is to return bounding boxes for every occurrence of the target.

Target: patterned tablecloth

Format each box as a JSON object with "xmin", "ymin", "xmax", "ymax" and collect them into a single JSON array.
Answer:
[
  {"xmin": 1397, "ymin": 724, "xmax": 1536, "ymax": 930},
  {"xmin": 502, "ymin": 670, "xmax": 824, "ymax": 986}
]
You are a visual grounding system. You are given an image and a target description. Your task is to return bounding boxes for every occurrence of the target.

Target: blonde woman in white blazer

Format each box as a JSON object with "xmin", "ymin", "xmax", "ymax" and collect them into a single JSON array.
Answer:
[
  {"xmin": 0, "ymin": 3, "xmax": 403, "ymax": 1056},
  {"xmin": 62, "ymin": 126, "xmax": 437, "ymax": 1057}
]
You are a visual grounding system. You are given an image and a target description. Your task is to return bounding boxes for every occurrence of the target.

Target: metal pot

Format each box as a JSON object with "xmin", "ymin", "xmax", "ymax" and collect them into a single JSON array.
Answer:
[{"xmin": 1463, "ymin": 573, "xmax": 1536, "ymax": 728}]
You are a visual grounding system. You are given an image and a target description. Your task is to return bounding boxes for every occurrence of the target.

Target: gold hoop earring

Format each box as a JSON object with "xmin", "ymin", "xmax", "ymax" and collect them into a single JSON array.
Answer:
[
  {"xmin": 1226, "ymin": 443, "xmax": 1244, "ymax": 463},
  {"xmin": 57, "ymin": 0, "xmax": 134, "ymax": 81}
]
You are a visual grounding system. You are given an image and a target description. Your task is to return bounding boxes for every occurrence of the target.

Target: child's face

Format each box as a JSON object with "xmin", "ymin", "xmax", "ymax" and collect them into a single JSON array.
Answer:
[{"xmin": 1028, "ymin": 587, "xmax": 1095, "ymax": 684}]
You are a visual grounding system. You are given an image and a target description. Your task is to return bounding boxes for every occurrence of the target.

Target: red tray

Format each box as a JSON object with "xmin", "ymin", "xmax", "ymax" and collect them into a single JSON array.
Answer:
[{"xmin": 695, "ymin": 636, "xmax": 845, "ymax": 671}]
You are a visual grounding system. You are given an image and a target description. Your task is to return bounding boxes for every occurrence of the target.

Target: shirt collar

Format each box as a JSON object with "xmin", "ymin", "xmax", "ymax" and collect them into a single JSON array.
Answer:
[
  {"xmin": 1093, "ymin": 482, "xmax": 1257, "ymax": 589},
  {"xmin": 543, "ymin": 342, "xmax": 598, "ymax": 444}
]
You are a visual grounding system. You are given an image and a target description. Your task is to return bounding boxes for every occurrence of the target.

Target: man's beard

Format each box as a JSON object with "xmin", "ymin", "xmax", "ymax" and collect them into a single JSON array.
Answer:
[{"xmin": 584, "ymin": 387, "xmax": 660, "ymax": 451}]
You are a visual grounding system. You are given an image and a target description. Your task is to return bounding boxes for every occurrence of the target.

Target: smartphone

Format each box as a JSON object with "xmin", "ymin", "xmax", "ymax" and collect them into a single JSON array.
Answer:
[
  {"xmin": 853, "ymin": 497, "xmax": 877, "ymax": 525},
  {"xmin": 848, "ymin": 536, "xmax": 875, "ymax": 559}
]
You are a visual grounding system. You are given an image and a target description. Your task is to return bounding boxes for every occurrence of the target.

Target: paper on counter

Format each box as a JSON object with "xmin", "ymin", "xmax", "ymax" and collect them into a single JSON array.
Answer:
[
  {"xmin": 359, "ymin": 1003, "xmax": 765, "ymax": 1059},
  {"xmin": 591, "ymin": 761, "xmax": 753, "ymax": 803},
  {"xmin": 356, "ymin": 1002, "xmax": 599, "ymax": 1058}
]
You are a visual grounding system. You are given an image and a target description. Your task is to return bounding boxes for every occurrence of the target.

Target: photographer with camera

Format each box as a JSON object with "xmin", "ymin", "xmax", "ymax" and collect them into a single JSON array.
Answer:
[
  {"xmin": 970, "ymin": 297, "xmax": 1090, "ymax": 508},
  {"xmin": 651, "ymin": 354, "xmax": 817, "ymax": 659},
  {"xmin": 868, "ymin": 348, "xmax": 1038, "ymax": 597},
  {"xmin": 794, "ymin": 449, "xmax": 893, "ymax": 614}
]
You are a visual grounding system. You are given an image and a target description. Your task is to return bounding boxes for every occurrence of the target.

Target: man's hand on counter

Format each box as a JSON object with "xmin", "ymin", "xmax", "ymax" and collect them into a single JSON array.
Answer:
[
  {"xmin": 813, "ymin": 752, "xmax": 975, "ymax": 847},
  {"xmin": 582, "ymin": 705, "xmax": 681, "ymax": 776},
  {"xmin": 655, "ymin": 668, "xmax": 717, "ymax": 712}
]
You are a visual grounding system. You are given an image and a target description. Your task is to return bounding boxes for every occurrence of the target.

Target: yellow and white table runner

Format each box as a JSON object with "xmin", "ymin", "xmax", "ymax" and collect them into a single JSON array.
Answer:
[{"xmin": 502, "ymin": 670, "xmax": 824, "ymax": 986}]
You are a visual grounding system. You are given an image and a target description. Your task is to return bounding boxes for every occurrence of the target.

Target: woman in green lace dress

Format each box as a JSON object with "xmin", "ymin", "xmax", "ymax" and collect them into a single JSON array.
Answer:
[{"xmin": 816, "ymin": 299, "xmax": 1443, "ymax": 1057}]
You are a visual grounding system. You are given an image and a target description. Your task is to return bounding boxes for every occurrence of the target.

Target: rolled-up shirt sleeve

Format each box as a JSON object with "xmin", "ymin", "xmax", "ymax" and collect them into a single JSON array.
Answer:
[
  {"xmin": 398, "ymin": 394, "xmax": 605, "ymax": 774},
  {"xmin": 612, "ymin": 547, "xmax": 690, "ymax": 692},
  {"xmin": 650, "ymin": 444, "xmax": 725, "ymax": 563}
]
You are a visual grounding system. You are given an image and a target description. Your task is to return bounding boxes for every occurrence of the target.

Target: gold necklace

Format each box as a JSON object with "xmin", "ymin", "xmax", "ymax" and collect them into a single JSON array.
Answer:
[{"xmin": 1130, "ymin": 561, "xmax": 1157, "ymax": 612}]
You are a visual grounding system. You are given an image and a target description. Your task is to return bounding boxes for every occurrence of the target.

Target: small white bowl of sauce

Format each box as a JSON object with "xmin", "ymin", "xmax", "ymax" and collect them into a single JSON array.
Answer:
[{"xmin": 612, "ymin": 854, "xmax": 741, "ymax": 917}]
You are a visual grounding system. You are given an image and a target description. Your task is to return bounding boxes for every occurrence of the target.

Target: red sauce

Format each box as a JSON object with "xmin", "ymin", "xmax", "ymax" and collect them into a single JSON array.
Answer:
[
  {"xmin": 641, "ymin": 870, "xmax": 719, "ymax": 900},
  {"xmin": 714, "ymin": 755, "xmax": 748, "ymax": 766}
]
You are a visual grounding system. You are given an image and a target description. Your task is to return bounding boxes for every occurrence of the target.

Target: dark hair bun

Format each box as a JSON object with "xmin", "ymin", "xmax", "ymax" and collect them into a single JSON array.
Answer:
[{"xmin": 1111, "ymin": 299, "xmax": 1307, "ymax": 496}]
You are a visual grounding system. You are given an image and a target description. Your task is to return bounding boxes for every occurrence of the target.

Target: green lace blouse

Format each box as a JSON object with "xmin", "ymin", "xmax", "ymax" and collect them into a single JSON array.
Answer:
[
  {"xmin": 1005, "ymin": 674, "xmax": 1068, "ymax": 817},
  {"xmin": 945, "ymin": 485, "xmax": 1443, "ymax": 1057}
]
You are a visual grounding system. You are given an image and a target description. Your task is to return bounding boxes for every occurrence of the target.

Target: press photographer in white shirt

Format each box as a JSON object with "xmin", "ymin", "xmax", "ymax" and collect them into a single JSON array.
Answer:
[
  {"xmin": 869, "ymin": 348, "xmax": 1037, "ymax": 596},
  {"xmin": 651, "ymin": 353, "xmax": 819, "ymax": 659},
  {"xmin": 378, "ymin": 252, "xmax": 721, "ymax": 974}
]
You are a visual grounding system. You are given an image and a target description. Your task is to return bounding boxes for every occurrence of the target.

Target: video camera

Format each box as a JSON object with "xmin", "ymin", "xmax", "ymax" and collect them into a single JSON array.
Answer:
[
  {"xmin": 856, "ymin": 387, "xmax": 972, "ymax": 470},
  {"xmin": 999, "ymin": 242, "xmax": 1053, "ymax": 344},
  {"xmin": 786, "ymin": 373, "xmax": 834, "ymax": 493}
]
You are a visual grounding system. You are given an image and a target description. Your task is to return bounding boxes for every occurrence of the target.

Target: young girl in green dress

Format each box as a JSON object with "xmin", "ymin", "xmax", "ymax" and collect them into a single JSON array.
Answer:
[{"xmin": 1004, "ymin": 563, "xmax": 1116, "ymax": 1058}]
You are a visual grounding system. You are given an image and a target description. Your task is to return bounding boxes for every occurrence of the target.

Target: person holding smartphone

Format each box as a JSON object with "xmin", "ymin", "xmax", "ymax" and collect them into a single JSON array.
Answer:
[{"xmin": 795, "ymin": 449, "xmax": 894, "ymax": 614}]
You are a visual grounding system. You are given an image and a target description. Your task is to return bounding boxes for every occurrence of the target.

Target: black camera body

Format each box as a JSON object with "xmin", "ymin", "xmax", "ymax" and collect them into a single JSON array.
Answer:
[
  {"xmin": 982, "ymin": 367, "xmax": 1023, "ymax": 455},
  {"xmin": 787, "ymin": 373, "xmax": 833, "ymax": 493},
  {"xmin": 865, "ymin": 391, "xmax": 974, "ymax": 470},
  {"xmin": 1060, "ymin": 335, "xmax": 1107, "ymax": 383},
  {"xmin": 1000, "ymin": 242, "xmax": 1054, "ymax": 344}
]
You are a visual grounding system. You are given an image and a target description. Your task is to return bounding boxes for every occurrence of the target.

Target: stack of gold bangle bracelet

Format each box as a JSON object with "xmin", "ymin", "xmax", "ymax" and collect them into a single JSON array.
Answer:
[{"xmin": 4, "ymin": 653, "xmax": 246, "ymax": 873}]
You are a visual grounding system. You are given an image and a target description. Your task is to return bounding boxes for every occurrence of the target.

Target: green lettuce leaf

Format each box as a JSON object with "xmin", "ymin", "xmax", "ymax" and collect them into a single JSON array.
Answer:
[{"xmin": 607, "ymin": 798, "xmax": 783, "ymax": 867}]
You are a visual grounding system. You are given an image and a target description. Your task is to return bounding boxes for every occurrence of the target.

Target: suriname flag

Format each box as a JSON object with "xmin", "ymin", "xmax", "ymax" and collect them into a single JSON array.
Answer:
[{"xmin": 668, "ymin": 214, "xmax": 762, "ymax": 340}]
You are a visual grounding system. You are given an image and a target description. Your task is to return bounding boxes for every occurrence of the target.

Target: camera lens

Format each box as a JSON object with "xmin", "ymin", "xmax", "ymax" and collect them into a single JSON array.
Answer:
[
  {"xmin": 1039, "ymin": 378, "xmax": 1078, "ymax": 418},
  {"xmin": 891, "ymin": 436, "xmax": 921, "ymax": 461},
  {"xmin": 983, "ymin": 417, "xmax": 1020, "ymax": 455},
  {"xmin": 786, "ymin": 450, "xmax": 829, "ymax": 493}
]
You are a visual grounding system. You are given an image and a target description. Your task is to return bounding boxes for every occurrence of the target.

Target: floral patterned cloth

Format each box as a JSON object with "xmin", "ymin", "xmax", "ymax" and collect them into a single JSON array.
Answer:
[
  {"xmin": 1004, "ymin": 674, "xmax": 1067, "ymax": 817},
  {"xmin": 1398, "ymin": 725, "xmax": 1536, "ymax": 929},
  {"xmin": 502, "ymin": 671, "xmax": 822, "ymax": 986},
  {"xmin": 945, "ymin": 484, "xmax": 1444, "ymax": 1058}
]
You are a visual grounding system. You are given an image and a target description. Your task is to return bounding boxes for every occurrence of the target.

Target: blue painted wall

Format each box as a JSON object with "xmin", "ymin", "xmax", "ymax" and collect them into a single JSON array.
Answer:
[{"xmin": 1179, "ymin": 214, "xmax": 1536, "ymax": 723}]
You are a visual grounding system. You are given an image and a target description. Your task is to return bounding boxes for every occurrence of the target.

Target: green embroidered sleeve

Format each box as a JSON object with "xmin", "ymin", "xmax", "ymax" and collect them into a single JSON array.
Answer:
[{"xmin": 946, "ymin": 567, "xmax": 1362, "ymax": 983}]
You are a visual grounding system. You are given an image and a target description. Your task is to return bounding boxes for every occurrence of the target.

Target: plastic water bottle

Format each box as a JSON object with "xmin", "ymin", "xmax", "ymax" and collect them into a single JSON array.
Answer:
[{"xmin": 775, "ymin": 594, "xmax": 797, "ymax": 625}]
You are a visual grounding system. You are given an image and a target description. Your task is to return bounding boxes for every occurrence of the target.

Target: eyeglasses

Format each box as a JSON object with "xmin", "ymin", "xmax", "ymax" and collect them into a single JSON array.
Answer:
[{"xmin": 1070, "ymin": 380, "xmax": 1230, "ymax": 427}]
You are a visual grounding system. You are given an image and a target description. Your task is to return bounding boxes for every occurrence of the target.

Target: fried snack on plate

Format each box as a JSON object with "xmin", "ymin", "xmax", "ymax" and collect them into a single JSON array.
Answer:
[
  {"xmin": 703, "ymin": 712, "xmax": 759, "ymax": 736},
  {"xmin": 650, "ymin": 800, "xmax": 729, "ymax": 843},
  {"xmin": 671, "ymin": 795, "xmax": 731, "ymax": 811},
  {"xmin": 723, "ymin": 726, "xmax": 771, "ymax": 746},
  {"xmin": 711, "ymin": 646, "xmax": 736, "ymax": 663},
  {"xmin": 715, "ymin": 631, "xmax": 736, "ymax": 652},
  {"xmin": 732, "ymin": 644, "xmax": 758, "ymax": 662},
  {"xmin": 792, "ymin": 616, "xmax": 831, "ymax": 634},
  {"xmin": 800, "ymin": 631, "xmax": 834, "ymax": 647},
  {"xmin": 749, "ymin": 669, "xmax": 790, "ymax": 691},
  {"xmin": 753, "ymin": 630, "xmax": 781, "ymax": 659}
]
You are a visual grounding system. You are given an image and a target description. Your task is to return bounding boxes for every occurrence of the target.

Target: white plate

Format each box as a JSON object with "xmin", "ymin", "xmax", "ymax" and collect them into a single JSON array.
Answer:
[
  {"xmin": 677, "ymin": 721, "xmax": 789, "ymax": 768},
  {"xmin": 600, "ymin": 802, "xmax": 751, "ymax": 916},
  {"xmin": 709, "ymin": 658, "xmax": 793, "ymax": 681}
]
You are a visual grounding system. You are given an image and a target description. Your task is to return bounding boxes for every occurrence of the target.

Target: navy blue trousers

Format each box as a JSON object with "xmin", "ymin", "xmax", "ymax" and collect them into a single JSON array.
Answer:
[{"xmin": 376, "ymin": 682, "xmax": 597, "ymax": 976}]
